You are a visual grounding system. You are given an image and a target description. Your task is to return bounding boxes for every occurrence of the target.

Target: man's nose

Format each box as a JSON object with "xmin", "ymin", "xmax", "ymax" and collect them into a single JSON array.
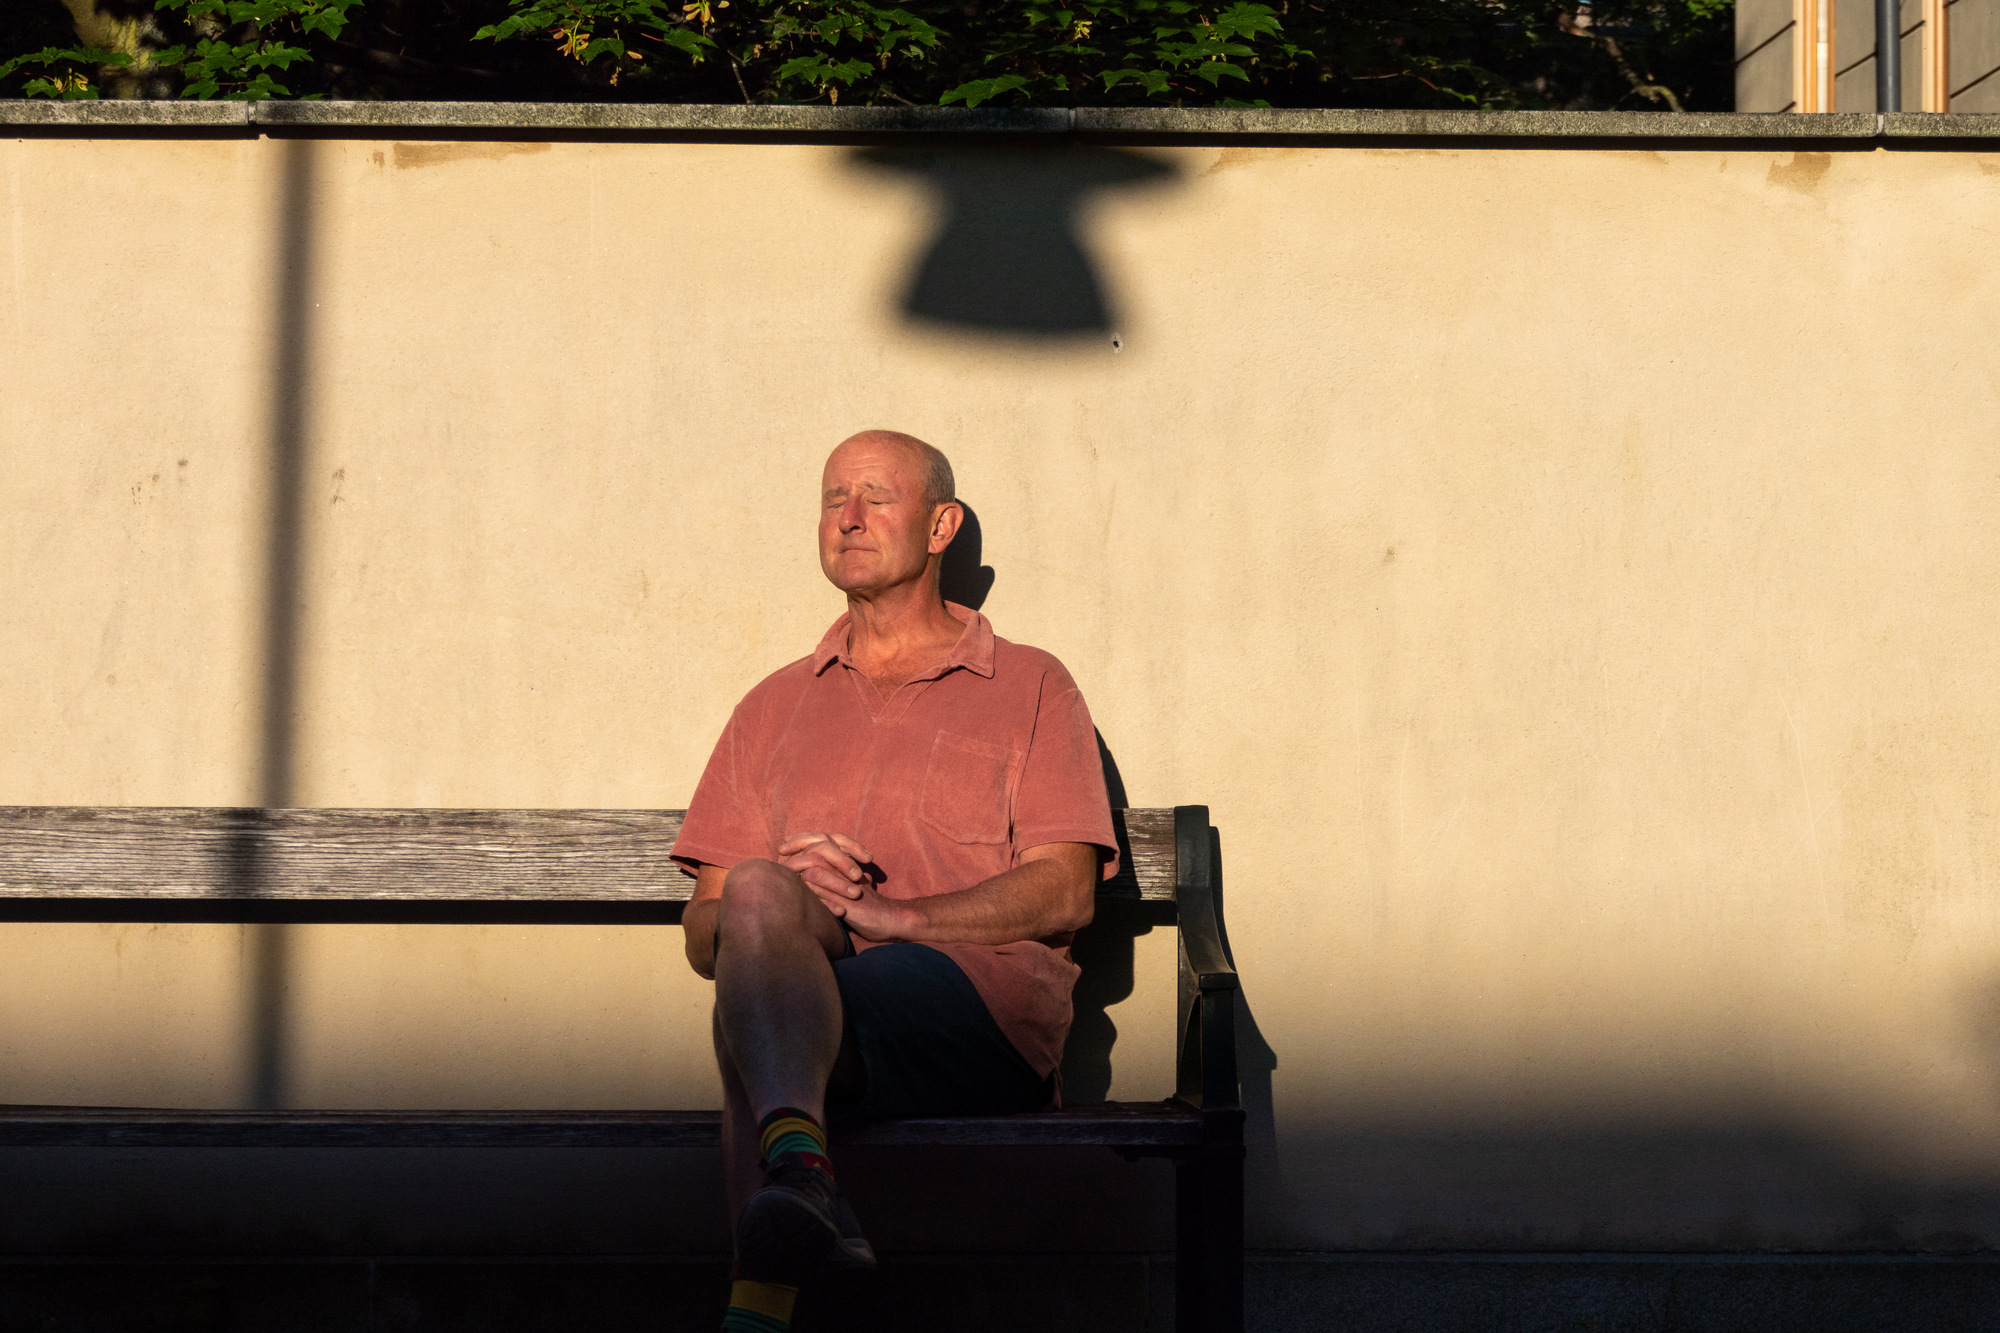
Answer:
[{"xmin": 840, "ymin": 497, "xmax": 867, "ymax": 531}]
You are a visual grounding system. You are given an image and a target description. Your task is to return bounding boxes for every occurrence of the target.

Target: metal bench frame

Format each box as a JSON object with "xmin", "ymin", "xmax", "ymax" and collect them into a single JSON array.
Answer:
[{"xmin": 0, "ymin": 804, "xmax": 1241, "ymax": 1332}]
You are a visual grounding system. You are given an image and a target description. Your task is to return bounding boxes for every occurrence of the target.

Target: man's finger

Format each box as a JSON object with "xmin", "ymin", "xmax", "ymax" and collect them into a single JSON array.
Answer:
[
  {"xmin": 786, "ymin": 838, "xmax": 865, "ymax": 881},
  {"xmin": 821, "ymin": 848, "xmax": 865, "ymax": 881},
  {"xmin": 792, "ymin": 862, "xmax": 862, "ymax": 900},
  {"xmin": 776, "ymin": 840, "xmax": 856, "ymax": 880},
  {"xmin": 813, "ymin": 868, "xmax": 864, "ymax": 899},
  {"xmin": 827, "ymin": 832, "xmax": 873, "ymax": 864},
  {"xmin": 804, "ymin": 881, "xmax": 850, "ymax": 915},
  {"xmin": 782, "ymin": 857, "xmax": 858, "ymax": 896},
  {"xmin": 778, "ymin": 833, "xmax": 867, "ymax": 880},
  {"xmin": 806, "ymin": 849, "xmax": 864, "ymax": 882}
]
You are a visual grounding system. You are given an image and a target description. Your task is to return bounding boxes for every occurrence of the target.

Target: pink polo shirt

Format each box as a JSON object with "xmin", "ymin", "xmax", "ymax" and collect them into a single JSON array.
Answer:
[{"xmin": 672, "ymin": 605, "xmax": 1118, "ymax": 1078}]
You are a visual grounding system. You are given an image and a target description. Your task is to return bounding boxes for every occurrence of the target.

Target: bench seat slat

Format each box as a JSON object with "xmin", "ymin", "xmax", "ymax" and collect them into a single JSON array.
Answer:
[
  {"xmin": 0, "ymin": 807, "xmax": 1176, "ymax": 903},
  {"xmin": 0, "ymin": 1102, "xmax": 1201, "ymax": 1149}
]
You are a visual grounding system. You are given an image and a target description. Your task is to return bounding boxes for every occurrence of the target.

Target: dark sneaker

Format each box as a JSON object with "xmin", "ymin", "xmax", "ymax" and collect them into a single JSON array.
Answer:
[{"xmin": 735, "ymin": 1164, "xmax": 876, "ymax": 1285}]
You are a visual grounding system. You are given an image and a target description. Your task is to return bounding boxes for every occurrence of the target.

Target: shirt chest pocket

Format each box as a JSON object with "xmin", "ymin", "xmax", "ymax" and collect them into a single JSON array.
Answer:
[{"xmin": 917, "ymin": 730, "xmax": 1020, "ymax": 846}]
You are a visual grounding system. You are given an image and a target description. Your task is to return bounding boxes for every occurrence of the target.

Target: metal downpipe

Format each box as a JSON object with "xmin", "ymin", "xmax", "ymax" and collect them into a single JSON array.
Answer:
[{"xmin": 1877, "ymin": 0, "xmax": 1902, "ymax": 110}]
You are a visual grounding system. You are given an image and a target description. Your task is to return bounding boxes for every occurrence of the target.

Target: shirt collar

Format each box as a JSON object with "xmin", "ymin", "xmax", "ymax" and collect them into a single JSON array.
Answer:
[{"xmin": 811, "ymin": 602, "xmax": 995, "ymax": 679}]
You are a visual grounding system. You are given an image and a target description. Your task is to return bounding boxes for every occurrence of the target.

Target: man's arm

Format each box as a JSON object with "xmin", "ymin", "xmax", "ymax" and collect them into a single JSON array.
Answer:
[
  {"xmin": 779, "ymin": 835, "xmax": 1097, "ymax": 945},
  {"xmin": 681, "ymin": 837, "xmax": 1097, "ymax": 976},
  {"xmin": 682, "ymin": 864, "xmax": 728, "ymax": 979}
]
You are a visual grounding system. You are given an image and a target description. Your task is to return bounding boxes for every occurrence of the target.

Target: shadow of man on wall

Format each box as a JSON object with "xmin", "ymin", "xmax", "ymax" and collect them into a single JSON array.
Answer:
[
  {"xmin": 849, "ymin": 143, "xmax": 1179, "ymax": 337},
  {"xmin": 938, "ymin": 500, "xmax": 996, "ymax": 611},
  {"xmin": 1060, "ymin": 732, "xmax": 1158, "ymax": 1104},
  {"xmin": 938, "ymin": 500, "xmax": 1163, "ymax": 1106}
]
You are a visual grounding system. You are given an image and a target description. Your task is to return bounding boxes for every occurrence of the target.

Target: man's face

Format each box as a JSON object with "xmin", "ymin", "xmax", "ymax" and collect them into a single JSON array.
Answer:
[{"xmin": 819, "ymin": 439, "xmax": 941, "ymax": 597}]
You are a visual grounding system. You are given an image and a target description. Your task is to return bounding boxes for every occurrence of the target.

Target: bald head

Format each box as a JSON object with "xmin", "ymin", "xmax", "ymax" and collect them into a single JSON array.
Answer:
[
  {"xmin": 833, "ymin": 430, "xmax": 955, "ymax": 510},
  {"xmin": 819, "ymin": 429, "xmax": 964, "ymax": 600}
]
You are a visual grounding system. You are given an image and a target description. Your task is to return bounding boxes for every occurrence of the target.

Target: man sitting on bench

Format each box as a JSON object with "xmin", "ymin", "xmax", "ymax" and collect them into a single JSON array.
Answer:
[{"xmin": 673, "ymin": 430, "xmax": 1117, "ymax": 1333}]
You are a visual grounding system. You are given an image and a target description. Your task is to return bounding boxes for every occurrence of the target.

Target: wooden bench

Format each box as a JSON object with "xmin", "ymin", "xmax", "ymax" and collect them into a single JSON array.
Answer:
[{"xmin": 0, "ymin": 804, "xmax": 1243, "ymax": 1333}]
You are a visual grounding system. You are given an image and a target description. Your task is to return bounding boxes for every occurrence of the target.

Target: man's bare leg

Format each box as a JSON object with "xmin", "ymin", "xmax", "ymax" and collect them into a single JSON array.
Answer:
[
  {"xmin": 716, "ymin": 1017, "xmax": 762, "ymax": 1227},
  {"xmin": 711, "ymin": 857, "xmax": 850, "ymax": 1222},
  {"xmin": 711, "ymin": 858, "xmax": 866, "ymax": 1331}
]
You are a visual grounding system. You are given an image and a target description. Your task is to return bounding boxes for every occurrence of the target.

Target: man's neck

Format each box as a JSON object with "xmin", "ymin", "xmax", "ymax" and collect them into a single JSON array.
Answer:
[{"xmin": 843, "ymin": 583, "xmax": 965, "ymax": 679}]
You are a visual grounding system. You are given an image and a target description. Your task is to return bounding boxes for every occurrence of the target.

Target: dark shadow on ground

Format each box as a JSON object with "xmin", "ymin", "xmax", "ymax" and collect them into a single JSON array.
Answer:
[
  {"xmin": 1267, "ymin": 1117, "xmax": 2000, "ymax": 1253},
  {"xmin": 849, "ymin": 144, "xmax": 1179, "ymax": 337}
]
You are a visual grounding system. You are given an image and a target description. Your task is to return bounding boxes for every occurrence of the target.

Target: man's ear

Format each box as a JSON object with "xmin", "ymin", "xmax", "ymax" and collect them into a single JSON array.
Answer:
[{"xmin": 928, "ymin": 501, "xmax": 964, "ymax": 555}]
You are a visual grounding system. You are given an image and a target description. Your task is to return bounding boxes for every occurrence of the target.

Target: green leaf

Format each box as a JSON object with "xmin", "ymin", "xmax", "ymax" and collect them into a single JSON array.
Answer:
[
  {"xmin": 1101, "ymin": 66, "xmax": 1169, "ymax": 94},
  {"xmin": 940, "ymin": 73, "xmax": 1029, "ymax": 106},
  {"xmin": 656, "ymin": 28, "xmax": 708, "ymax": 56},
  {"xmin": 774, "ymin": 53, "xmax": 873, "ymax": 86},
  {"xmin": 472, "ymin": 0, "xmax": 713, "ymax": 72},
  {"xmin": 0, "ymin": 44, "xmax": 132, "ymax": 93}
]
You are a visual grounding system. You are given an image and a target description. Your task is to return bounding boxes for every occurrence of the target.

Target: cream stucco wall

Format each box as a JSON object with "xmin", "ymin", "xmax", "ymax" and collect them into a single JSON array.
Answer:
[{"xmin": 6, "ymin": 133, "xmax": 2000, "ymax": 1253}]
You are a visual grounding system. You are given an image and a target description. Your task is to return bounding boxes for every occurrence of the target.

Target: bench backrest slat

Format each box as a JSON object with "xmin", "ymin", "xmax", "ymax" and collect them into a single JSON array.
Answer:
[{"xmin": 0, "ymin": 807, "xmax": 1177, "ymax": 904}]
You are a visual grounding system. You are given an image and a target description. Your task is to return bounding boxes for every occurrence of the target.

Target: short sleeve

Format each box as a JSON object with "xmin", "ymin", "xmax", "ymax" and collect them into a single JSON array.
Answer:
[
  {"xmin": 671, "ymin": 697, "xmax": 777, "ymax": 875},
  {"xmin": 1011, "ymin": 672, "xmax": 1120, "ymax": 880}
]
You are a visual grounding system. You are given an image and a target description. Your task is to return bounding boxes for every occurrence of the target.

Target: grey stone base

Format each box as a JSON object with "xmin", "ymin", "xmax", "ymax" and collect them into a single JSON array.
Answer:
[
  {"xmin": 4, "ymin": 99, "xmax": 2000, "ymax": 143},
  {"xmin": 1255, "ymin": 1253, "xmax": 2000, "ymax": 1333},
  {"xmin": 3, "ymin": 1253, "xmax": 1998, "ymax": 1331}
]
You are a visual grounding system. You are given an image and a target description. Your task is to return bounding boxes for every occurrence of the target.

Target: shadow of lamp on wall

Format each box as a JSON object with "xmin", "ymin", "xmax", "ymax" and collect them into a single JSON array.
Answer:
[{"xmin": 850, "ymin": 144, "xmax": 1179, "ymax": 337}]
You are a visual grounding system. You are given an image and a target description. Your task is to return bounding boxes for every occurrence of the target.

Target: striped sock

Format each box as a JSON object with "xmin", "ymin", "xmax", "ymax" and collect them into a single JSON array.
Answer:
[
  {"xmin": 756, "ymin": 1105, "xmax": 833, "ymax": 1179},
  {"xmin": 721, "ymin": 1277, "xmax": 797, "ymax": 1332}
]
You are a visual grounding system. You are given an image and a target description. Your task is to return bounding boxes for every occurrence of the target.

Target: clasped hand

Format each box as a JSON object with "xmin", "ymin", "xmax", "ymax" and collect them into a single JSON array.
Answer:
[{"xmin": 777, "ymin": 831, "xmax": 905, "ymax": 940}]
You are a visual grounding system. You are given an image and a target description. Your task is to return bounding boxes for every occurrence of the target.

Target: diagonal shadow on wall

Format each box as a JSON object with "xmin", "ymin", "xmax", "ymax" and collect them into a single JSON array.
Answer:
[
  {"xmin": 229, "ymin": 135, "xmax": 318, "ymax": 1111},
  {"xmin": 849, "ymin": 143, "xmax": 1179, "ymax": 337}
]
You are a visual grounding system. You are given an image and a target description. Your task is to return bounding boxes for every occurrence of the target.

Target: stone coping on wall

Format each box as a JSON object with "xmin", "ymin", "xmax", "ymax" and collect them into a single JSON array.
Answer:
[{"xmin": 3, "ymin": 99, "xmax": 1998, "ymax": 139}]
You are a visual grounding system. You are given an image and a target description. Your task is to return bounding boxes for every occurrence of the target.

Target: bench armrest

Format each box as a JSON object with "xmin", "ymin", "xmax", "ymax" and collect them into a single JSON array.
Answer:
[
  {"xmin": 1175, "ymin": 805, "xmax": 1237, "ymax": 993},
  {"xmin": 1173, "ymin": 805, "xmax": 1240, "ymax": 1113}
]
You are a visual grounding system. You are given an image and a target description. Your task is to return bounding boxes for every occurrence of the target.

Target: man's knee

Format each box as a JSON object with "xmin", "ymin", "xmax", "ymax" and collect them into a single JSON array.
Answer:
[{"xmin": 717, "ymin": 859, "xmax": 817, "ymax": 941}]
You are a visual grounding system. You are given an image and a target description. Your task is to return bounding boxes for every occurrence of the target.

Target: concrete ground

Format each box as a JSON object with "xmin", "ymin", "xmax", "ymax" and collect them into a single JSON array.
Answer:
[{"xmin": 5, "ymin": 1254, "xmax": 1999, "ymax": 1332}]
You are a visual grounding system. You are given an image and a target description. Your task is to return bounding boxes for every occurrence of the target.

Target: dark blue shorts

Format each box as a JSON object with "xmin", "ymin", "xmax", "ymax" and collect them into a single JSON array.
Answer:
[{"xmin": 824, "ymin": 938, "xmax": 1052, "ymax": 1122}]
